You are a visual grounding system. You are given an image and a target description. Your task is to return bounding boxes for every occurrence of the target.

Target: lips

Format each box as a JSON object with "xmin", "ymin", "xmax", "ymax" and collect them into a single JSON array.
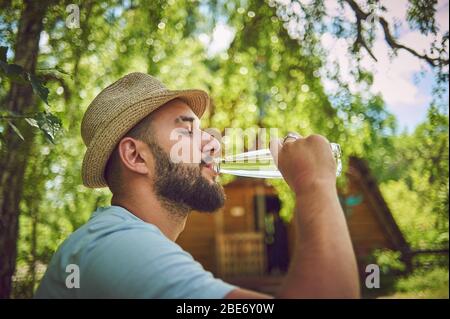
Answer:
[{"xmin": 201, "ymin": 161, "xmax": 218, "ymax": 177}]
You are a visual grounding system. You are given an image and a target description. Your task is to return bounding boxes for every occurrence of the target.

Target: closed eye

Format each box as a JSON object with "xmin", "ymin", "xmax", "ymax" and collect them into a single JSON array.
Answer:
[{"xmin": 181, "ymin": 128, "xmax": 193, "ymax": 136}]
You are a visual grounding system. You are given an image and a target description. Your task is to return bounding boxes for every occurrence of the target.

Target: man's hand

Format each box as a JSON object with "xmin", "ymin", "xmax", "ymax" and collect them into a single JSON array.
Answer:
[{"xmin": 270, "ymin": 134, "xmax": 336, "ymax": 196}]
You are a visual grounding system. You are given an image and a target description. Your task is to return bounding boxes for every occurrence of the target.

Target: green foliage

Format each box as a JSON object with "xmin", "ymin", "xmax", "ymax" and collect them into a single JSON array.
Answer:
[
  {"xmin": 0, "ymin": 45, "xmax": 62, "ymax": 143},
  {"xmin": 407, "ymin": 0, "xmax": 438, "ymax": 35},
  {"xmin": 372, "ymin": 249, "xmax": 406, "ymax": 275},
  {"xmin": 0, "ymin": 0, "xmax": 447, "ymax": 298},
  {"xmin": 28, "ymin": 74, "xmax": 50, "ymax": 105},
  {"xmin": 380, "ymin": 106, "xmax": 449, "ymax": 249},
  {"xmin": 394, "ymin": 267, "xmax": 449, "ymax": 299},
  {"xmin": 0, "ymin": 110, "xmax": 62, "ymax": 144},
  {"xmin": 32, "ymin": 112, "xmax": 62, "ymax": 144},
  {"xmin": 363, "ymin": 249, "xmax": 448, "ymax": 298},
  {"xmin": 0, "ymin": 46, "xmax": 48, "ymax": 102},
  {"xmin": 0, "ymin": 46, "xmax": 7, "ymax": 62}
]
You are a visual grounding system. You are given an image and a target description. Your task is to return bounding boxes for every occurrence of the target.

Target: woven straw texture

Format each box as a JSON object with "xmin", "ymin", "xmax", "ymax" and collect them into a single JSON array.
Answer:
[{"xmin": 81, "ymin": 72, "xmax": 209, "ymax": 188}]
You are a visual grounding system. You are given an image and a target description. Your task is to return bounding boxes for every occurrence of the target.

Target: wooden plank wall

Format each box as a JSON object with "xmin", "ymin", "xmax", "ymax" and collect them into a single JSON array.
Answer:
[
  {"xmin": 345, "ymin": 175, "xmax": 394, "ymax": 258},
  {"xmin": 177, "ymin": 179, "xmax": 270, "ymax": 274},
  {"xmin": 176, "ymin": 211, "xmax": 217, "ymax": 272}
]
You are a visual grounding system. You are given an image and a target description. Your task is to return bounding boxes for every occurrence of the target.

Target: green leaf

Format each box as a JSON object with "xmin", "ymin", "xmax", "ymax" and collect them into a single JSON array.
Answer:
[
  {"xmin": 54, "ymin": 66, "xmax": 71, "ymax": 76},
  {"xmin": 37, "ymin": 65, "xmax": 71, "ymax": 77},
  {"xmin": 0, "ymin": 62, "xmax": 27, "ymax": 83},
  {"xmin": 25, "ymin": 117, "xmax": 39, "ymax": 128},
  {"xmin": 0, "ymin": 46, "xmax": 7, "ymax": 62},
  {"xmin": 34, "ymin": 111, "xmax": 62, "ymax": 143},
  {"xmin": 8, "ymin": 120, "xmax": 24, "ymax": 141},
  {"xmin": 0, "ymin": 60, "xmax": 7, "ymax": 74},
  {"xmin": 28, "ymin": 74, "xmax": 50, "ymax": 105}
]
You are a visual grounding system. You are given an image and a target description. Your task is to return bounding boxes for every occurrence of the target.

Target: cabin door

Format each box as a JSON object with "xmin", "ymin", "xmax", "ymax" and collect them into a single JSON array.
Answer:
[{"xmin": 254, "ymin": 195, "xmax": 289, "ymax": 274}]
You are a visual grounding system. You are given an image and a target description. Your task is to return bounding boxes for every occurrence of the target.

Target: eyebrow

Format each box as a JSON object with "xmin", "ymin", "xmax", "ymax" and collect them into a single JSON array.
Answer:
[{"xmin": 175, "ymin": 115, "xmax": 196, "ymax": 124}]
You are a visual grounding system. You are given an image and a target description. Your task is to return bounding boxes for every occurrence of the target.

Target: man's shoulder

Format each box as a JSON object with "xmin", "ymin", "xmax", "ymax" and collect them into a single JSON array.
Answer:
[
  {"xmin": 69, "ymin": 206, "xmax": 174, "ymax": 252},
  {"xmin": 37, "ymin": 206, "xmax": 236, "ymax": 298},
  {"xmin": 48, "ymin": 206, "xmax": 178, "ymax": 273},
  {"xmin": 35, "ymin": 206, "xmax": 186, "ymax": 298}
]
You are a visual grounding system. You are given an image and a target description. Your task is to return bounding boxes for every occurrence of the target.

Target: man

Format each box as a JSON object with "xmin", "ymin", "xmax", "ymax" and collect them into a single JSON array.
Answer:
[{"xmin": 35, "ymin": 72, "xmax": 359, "ymax": 298}]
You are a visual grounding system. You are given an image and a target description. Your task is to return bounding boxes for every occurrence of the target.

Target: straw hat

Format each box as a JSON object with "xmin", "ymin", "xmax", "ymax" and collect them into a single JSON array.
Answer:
[{"xmin": 81, "ymin": 72, "xmax": 210, "ymax": 188}]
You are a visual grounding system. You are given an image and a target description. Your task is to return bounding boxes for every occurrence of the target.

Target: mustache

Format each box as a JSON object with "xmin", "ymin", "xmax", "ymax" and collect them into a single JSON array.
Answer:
[
  {"xmin": 201, "ymin": 154, "xmax": 215, "ymax": 165},
  {"xmin": 200, "ymin": 159, "xmax": 215, "ymax": 172}
]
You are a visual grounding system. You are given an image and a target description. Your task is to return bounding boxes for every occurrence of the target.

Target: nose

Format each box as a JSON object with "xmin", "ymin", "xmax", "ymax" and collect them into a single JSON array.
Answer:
[{"xmin": 201, "ymin": 130, "xmax": 221, "ymax": 164}]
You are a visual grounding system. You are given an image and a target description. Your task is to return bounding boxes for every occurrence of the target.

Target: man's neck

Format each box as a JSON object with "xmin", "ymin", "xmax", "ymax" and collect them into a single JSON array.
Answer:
[{"xmin": 111, "ymin": 185, "xmax": 189, "ymax": 241}]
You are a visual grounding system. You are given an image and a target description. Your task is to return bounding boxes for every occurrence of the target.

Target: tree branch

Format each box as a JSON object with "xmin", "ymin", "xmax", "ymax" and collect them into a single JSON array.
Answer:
[
  {"xmin": 40, "ymin": 73, "xmax": 71, "ymax": 102},
  {"xmin": 344, "ymin": 0, "xmax": 449, "ymax": 68},
  {"xmin": 378, "ymin": 16, "xmax": 448, "ymax": 67},
  {"xmin": 0, "ymin": 115, "xmax": 31, "ymax": 119},
  {"xmin": 353, "ymin": 8, "xmax": 378, "ymax": 62}
]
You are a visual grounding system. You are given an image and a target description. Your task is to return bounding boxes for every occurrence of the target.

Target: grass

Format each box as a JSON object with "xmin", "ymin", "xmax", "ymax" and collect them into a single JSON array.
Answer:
[{"xmin": 380, "ymin": 267, "xmax": 449, "ymax": 299}]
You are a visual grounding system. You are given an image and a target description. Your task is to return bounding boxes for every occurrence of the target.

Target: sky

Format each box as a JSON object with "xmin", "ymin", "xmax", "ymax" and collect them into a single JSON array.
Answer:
[
  {"xmin": 320, "ymin": 0, "xmax": 450, "ymax": 132},
  {"xmin": 200, "ymin": 0, "xmax": 449, "ymax": 132}
]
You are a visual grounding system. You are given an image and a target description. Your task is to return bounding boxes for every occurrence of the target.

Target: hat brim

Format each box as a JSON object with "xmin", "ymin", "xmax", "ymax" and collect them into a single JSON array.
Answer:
[{"xmin": 81, "ymin": 89, "xmax": 209, "ymax": 188}]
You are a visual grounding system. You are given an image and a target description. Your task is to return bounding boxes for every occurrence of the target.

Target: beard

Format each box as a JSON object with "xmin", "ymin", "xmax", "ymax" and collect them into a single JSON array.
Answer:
[{"xmin": 148, "ymin": 141, "xmax": 225, "ymax": 215}]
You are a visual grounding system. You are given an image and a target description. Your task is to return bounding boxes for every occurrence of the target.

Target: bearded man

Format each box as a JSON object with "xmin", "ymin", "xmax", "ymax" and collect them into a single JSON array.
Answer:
[{"xmin": 35, "ymin": 73, "xmax": 359, "ymax": 299}]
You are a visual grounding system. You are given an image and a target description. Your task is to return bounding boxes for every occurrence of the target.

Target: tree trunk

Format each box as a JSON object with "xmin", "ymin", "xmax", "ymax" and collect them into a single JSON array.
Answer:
[
  {"xmin": 29, "ymin": 195, "xmax": 38, "ymax": 295},
  {"xmin": 0, "ymin": 0, "xmax": 50, "ymax": 298}
]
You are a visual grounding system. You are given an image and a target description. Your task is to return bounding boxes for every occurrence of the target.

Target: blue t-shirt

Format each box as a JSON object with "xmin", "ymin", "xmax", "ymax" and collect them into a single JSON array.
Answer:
[{"xmin": 35, "ymin": 206, "xmax": 236, "ymax": 298}]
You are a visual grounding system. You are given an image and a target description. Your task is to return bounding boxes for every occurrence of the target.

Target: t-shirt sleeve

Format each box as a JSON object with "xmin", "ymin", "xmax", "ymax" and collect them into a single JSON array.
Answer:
[{"xmin": 79, "ymin": 227, "xmax": 237, "ymax": 299}]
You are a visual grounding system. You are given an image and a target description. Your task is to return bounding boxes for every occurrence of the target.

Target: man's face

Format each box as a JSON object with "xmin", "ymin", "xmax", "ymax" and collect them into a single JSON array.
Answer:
[{"xmin": 145, "ymin": 99, "xmax": 225, "ymax": 214}]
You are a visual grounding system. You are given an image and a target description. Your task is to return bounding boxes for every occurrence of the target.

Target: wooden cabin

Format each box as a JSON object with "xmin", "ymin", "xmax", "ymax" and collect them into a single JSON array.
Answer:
[{"xmin": 176, "ymin": 156, "xmax": 411, "ymax": 294}]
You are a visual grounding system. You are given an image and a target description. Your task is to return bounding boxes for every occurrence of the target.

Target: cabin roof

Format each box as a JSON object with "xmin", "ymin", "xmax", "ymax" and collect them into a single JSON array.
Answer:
[{"xmin": 347, "ymin": 156, "xmax": 411, "ymax": 254}]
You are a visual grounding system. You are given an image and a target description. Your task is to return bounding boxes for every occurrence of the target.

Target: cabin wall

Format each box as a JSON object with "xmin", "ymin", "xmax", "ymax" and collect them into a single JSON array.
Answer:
[
  {"xmin": 346, "ymin": 175, "xmax": 394, "ymax": 259},
  {"xmin": 176, "ymin": 211, "xmax": 217, "ymax": 272},
  {"xmin": 220, "ymin": 185, "xmax": 256, "ymax": 233}
]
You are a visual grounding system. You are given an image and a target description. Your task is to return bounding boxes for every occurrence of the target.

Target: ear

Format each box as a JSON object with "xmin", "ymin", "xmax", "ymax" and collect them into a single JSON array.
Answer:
[{"xmin": 117, "ymin": 137, "xmax": 151, "ymax": 176}]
